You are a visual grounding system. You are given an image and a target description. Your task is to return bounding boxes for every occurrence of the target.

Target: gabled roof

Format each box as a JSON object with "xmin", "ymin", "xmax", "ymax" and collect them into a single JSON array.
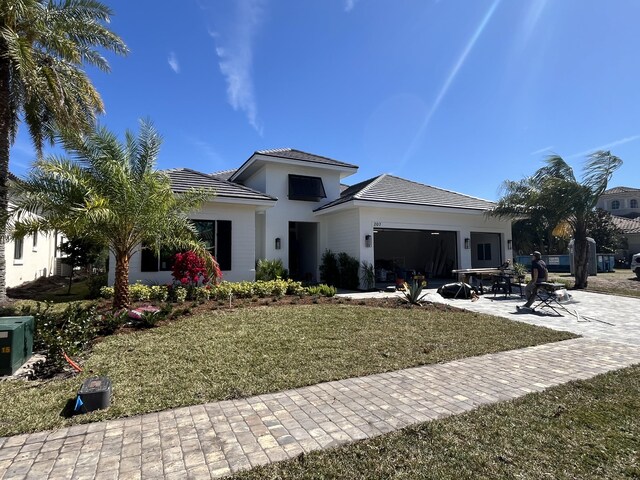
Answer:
[
  {"xmin": 230, "ymin": 148, "xmax": 358, "ymax": 182},
  {"xmin": 611, "ymin": 215, "xmax": 640, "ymax": 234},
  {"xmin": 256, "ymin": 148, "xmax": 358, "ymax": 169},
  {"xmin": 164, "ymin": 168, "xmax": 276, "ymax": 203},
  {"xmin": 603, "ymin": 186, "xmax": 640, "ymax": 195},
  {"xmin": 316, "ymin": 174, "xmax": 496, "ymax": 212}
]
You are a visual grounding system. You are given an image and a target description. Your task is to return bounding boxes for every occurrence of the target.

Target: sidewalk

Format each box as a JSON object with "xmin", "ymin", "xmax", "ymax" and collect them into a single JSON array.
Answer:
[{"xmin": 1, "ymin": 337, "xmax": 640, "ymax": 479}]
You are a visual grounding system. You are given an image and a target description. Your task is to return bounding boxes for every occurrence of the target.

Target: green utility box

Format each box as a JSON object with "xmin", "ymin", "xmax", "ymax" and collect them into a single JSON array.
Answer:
[{"xmin": 0, "ymin": 316, "xmax": 35, "ymax": 376}]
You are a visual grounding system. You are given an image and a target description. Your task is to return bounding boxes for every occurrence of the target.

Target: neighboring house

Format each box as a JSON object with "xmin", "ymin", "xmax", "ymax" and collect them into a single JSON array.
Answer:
[
  {"xmin": 610, "ymin": 215, "xmax": 640, "ymax": 261},
  {"xmin": 4, "ymin": 174, "xmax": 62, "ymax": 288},
  {"xmin": 113, "ymin": 148, "xmax": 513, "ymax": 287},
  {"xmin": 597, "ymin": 186, "xmax": 640, "ymax": 219}
]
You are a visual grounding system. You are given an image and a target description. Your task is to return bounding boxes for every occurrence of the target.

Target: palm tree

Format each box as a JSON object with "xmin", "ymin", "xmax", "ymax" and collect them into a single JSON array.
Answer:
[
  {"xmin": 493, "ymin": 151, "xmax": 622, "ymax": 288},
  {"xmin": 11, "ymin": 121, "xmax": 214, "ymax": 309},
  {"xmin": 0, "ymin": 0, "xmax": 127, "ymax": 301}
]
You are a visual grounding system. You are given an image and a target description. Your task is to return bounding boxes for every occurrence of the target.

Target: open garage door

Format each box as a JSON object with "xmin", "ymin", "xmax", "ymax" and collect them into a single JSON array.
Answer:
[{"xmin": 373, "ymin": 229, "xmax": 457, "ymax": 283}]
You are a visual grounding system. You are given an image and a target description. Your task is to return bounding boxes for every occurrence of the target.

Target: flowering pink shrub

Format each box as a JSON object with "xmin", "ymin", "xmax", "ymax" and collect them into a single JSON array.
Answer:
[{"xmin": 171, "ymin": 251, "xmax": 222, "ymax": 288}]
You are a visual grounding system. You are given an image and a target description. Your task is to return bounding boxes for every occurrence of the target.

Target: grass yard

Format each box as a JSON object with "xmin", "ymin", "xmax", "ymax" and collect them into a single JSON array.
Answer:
[
  {"xmin": 0, "ymin": 304, "xmax": 575, "ymax": 436},
  {"xmin": 233, "ymin": 364, "xmax": 640, "ymax": 480},
  {"xmin": 549, "ymin": 270, "xmax": 640, "ymax": 298}
]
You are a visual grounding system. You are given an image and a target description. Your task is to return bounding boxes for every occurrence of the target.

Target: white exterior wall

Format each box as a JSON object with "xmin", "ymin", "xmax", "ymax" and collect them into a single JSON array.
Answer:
[
  {"xmin": 252, "ymin": 163, "xmax": 343, "ymax": 274},
  {"xmin": 321, "ymin": 209, "xmax": 361, "ymax": 259},
  {"xmin": 598, "ymin": 192, "xmax": 640, "ymax": 218},
  {"xmin": 356, "ymin": 205, "xmax": 512, "ymax": 272},
  {"xmin": 5, "ymin": 231, "xmax": 57, "ymax": 287},
  {"xmin": 109, "ymin": 202, "xmax": 258, "ymax": 286}
]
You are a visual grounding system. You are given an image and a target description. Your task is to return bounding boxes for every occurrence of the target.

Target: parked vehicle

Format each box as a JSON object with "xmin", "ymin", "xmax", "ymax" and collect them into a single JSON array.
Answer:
[{"xmin": 631, "ymin": 253, "xmax": 640, "ymax": 279}]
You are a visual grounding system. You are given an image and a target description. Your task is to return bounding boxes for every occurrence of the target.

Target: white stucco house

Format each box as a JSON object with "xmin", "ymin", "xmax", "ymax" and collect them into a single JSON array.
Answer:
[{"xmin": 112, "ymin": 148, "xmax": 513, "ymax": 287}]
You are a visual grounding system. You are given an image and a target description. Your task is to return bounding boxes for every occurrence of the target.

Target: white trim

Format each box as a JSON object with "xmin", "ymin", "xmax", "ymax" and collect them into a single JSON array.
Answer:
[{"xmin": 315, "ymin": 199, "xmax": 489, "ymax": 216}]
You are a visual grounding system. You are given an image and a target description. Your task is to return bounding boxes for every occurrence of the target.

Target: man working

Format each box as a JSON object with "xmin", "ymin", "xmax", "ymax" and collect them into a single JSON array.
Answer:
[{"xmin": 517, "ymin": 251, "xmax": 548, "ymax": 310}]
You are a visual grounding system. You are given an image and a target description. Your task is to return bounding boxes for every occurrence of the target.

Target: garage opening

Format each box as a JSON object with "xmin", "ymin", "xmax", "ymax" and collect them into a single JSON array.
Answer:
[{"xmin": 373, "ymin": 229, "xmax": 457, "ymax": 284}]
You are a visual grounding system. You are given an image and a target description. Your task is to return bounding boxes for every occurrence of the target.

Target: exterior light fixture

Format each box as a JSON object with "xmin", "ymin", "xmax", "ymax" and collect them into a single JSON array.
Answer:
[
  {"xmin": 275, "ymin": 238, "xmax": 281, "ymax": 250},
  {"xmin": 365, "ymin": 234, "xmax": 372, "ymax": 248},
  {"xmin": 507, "ymin": 239, "xmax": 513, "ymax": 250},
  {"xmin": 464, "ymin": 238, "xmax": 470, "ymax": 249}
]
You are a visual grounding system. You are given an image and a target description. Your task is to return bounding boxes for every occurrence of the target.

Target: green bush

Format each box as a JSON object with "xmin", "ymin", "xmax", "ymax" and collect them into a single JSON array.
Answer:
[
  {"xmin": 319, "ymin": 249, "xmax": 340, "ymax": 286},
  {"xmin": 306, "ymin": 284, "xmax": 337, "ymax": 297},
  {"xmin": 285, "ymin": 279, "xmax": 305, "ymax": 295},
  {"xmin": 149, "ymin": 285, "xmax": 169, "ymax": 302},
  {"xmin": 401, "ymin": 280, "xmax": 428, "ymax": 305},
  {"xmin": 173, "ymin": 286, "xmax": 187, "ymax": 303},
  {"xmin": 255, "ymin": 258, "xmax": 287, "ymax": 281},
  {"xmin": 129, "ymin": 282, "xmax": 152, "ymax": 302},
  {"xmin": 23, "ymin": 302, "xmax": 100, "ymax": 377},
  {"xmin": 87, "ymin": 274, "xmax": 108, "ymax": 299},
  {"xmin": 193, "ymin": 286, "xmax": 211, "ymax": 301},
  {"xmin": 100, "ymin": 285, "xmax": 114, "ymax": 299},
  {"xmin": 338, "ymin": 252, "xmax": 360, "ymax": 290}
]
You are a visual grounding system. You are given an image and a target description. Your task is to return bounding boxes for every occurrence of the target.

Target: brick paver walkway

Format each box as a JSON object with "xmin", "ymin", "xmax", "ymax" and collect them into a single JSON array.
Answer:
[{"xmin": 1, "ymin": 337, "xmax": 640, "ymax": 479}]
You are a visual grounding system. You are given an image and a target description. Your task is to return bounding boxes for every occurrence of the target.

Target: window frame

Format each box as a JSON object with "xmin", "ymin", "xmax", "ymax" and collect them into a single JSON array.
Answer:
[
  {"xmin": 288, "ymin": 174, "xmax": 327, "ymax": 202},
  {"xmin": 611, "ymin": 200, "xmax": 620, "ymax": 210},
  {"xmin": 14, "ymin": 236, "xmax": 24, "ymax": 263},
  {"xmin": 631, "ymin": 199, "xmax": 638, "ymax": 209}
]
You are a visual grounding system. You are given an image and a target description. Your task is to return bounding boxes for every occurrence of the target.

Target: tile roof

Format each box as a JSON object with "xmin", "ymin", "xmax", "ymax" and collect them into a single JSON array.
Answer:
[
  {"xmin": 164, "ymin": 168, "xmax": 276, "ymax": 202},
  {"xmin": 255, "ymin": 148, "xmax": 358, "ymax": 169},
  {"xmin": 316, "ymin": 174, "xmax": 496, "ymax": 212},
  {"xmin": 603, "ymin": 186, "xmax": 640, "ymax": 195},
  {"xmin": 209, "ymin": 169, "xmax": 237, "ymax": 181},
  {"xmin": 611, "ymin": 215, "xmax": 640, "ymax": 234}
]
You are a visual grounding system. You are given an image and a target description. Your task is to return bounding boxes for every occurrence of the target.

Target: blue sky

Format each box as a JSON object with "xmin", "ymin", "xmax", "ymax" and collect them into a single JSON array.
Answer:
[{"xmin": 9, "ymin": 0, "xmax": 640, "ymax": 201}]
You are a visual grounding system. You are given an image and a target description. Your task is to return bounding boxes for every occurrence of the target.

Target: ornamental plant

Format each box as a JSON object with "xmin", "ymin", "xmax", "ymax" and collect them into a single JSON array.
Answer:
[{"xmin": 171, "ymin": 251, "xmax": 222, "ymax": 288}]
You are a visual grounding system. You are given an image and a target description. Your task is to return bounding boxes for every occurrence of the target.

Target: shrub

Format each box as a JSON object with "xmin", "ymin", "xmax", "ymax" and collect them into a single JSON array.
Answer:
[
  {"xmin": 319, "ymin": 249, "xmax": 340, "ymax": 286},
  {"xmin": 173, "ymin": 286, "xmax": 187, "ymax": 303},
  {"xmin": 129, "ymin": 282, "xmax": 152, "ymax": 302},
  {"xmin": 171, "ymin": 250, "xmax": 222, "ymax": 287},
  {"xmin": 149, "ymin": 285, "xmax": 169, "ymax": 302},
  {"xmin": 402, "ymin": 280, "xmax": 428, "ymax": 305},
  {"xmin": 256, "ymin": 258, "xmax": 286, "ymax": 281},
  {"xmin": 285, "ymin": 279, "xmax": 305, "ymax": 295},
  {"xmin": 87, "ymin": 274, "xmax": 108, "ymax": 299},
  {"xmin": 24, "ymin": 302, "xmax": 100, "ymax": 377},
  {"xmin": 360, "ymin": 261, "xmax": 375, "ymax": 290},
  {"xmin": 338, "ymin": 252, "xmax": 360, "ymax": 290},
  {"xmin": 100, "ymin": 286, "xmax": 114, "ymax": 299},
  {"xmin": 306, "ymin": 284, "xmax": 337, "ymax": 297},
  {"xmin": 193, "ymin": 286, "xmax": 211, "ymax": 301}
]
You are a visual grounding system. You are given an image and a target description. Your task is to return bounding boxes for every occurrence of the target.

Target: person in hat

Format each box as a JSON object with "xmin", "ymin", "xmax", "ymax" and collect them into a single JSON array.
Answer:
[{"xmin": 518, "ymin": 251, "xmax": 548, "ymax": 310}]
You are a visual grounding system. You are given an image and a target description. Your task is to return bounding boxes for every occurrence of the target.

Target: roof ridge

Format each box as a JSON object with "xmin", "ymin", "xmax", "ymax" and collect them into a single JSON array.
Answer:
[
  {"xmin": 353, "ymin": 174, "xmax": 386, "ymax": 199},
  {"xmin": 384, "ymin": 174, "xmax": 495, "ymax": 204}
]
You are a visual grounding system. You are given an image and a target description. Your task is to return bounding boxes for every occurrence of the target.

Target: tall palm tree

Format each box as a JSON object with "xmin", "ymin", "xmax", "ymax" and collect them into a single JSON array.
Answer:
[
  {"xmin": 11, "ymin": 121, "xmax": 214, "ymax": 309},
  {"xmin": 493, "ymin": 151, "xmax": 622, "ymax": 288},
  {"xmin": 0, "ymin": 0, "xmax": 127, "ymax": 301}
]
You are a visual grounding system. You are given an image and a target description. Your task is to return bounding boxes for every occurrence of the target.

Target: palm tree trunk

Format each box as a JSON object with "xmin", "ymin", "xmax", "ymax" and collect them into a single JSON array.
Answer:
[
  {"xmin": 0, "ymin": 54, "xmax": 11, "ymax": 304},
  {"xmin": 573, "ymin": 234, "xmax": 589, "ymax": 289},
  {"xmin": 113, "ymin": 252, "xmax": 130, "ymax": 310}
]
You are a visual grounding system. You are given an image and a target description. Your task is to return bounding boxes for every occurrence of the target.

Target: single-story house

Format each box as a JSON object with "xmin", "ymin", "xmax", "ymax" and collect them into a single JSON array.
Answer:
[{"xmin": 110, "ymin": 149, "xmax": 513, "ymax": 287}]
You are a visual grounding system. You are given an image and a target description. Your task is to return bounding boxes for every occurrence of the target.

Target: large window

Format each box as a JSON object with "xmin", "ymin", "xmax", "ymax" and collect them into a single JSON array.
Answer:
[
  {"xmin": 611, "ymin": 200, "xmax": 620, "ymax": 210},
  {"xmin": 140, "ymin": 220, "xmax": 232, "ymax": 272},
  {"xmin": 288, "ymin": 174, "xmax": 326, "ymax": 202}
]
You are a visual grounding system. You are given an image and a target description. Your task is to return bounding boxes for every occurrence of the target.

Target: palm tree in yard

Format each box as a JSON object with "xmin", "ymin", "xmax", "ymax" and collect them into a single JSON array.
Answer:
[
  {"xmin": 11, "ymin": 121, "xmax": 214, "ymax": 309},
  {"xmin": 492, "ymin": 151, "xmax": 622, "ymax": 289},
  {"xmin": 0, "ymin": 0, "xmax": 127, "ymax": 301}
]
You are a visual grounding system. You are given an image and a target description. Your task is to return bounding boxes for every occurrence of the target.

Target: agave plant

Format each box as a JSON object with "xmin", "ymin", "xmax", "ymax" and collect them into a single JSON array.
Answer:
[{"xmin": 401, "ymin": 280, "xmax": 428, "ymax": 305}]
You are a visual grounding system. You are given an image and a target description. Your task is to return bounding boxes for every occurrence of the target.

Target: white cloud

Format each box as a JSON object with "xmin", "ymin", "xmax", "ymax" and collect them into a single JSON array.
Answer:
[
  {"xmin": 213, "ymin": 0, "xmax": 265, "ymax": 135},
  {"xmin": 168, "ymin": 52, "xmax": 180, "ymax": 73},
  {"xmin": 345, "ymin": 0, "xmax": 358, "ymax": 12},
  {"xmin": 567, "ymin": 134, "xmax": 640, "ymax": 159},
  {"xmin": 530, "ymin": 145, "xmax": 554, "ymax": 156}
]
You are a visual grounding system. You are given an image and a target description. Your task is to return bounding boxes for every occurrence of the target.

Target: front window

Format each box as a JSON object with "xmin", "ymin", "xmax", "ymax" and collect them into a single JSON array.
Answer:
[
  {"xmin": 140, "ymin": 220, "xmax": 232, "ymax": 272},
  {"xmin": 611, "ymin": 200, "xmax": 620, "ymax": 209},
  {"xmin": 477, "ymin": 243, "xmax": 492, "ymax": 261},
  {"xmin": 631, "ymin": 199, "xmax": 638, "ymax": 209},
  {"xmin": 288, "ymin": 174, "xmax": 326, "ymax": 202},
  {"xmin": 32, "ymin": 231, "xmax": 38, "ymax": 249}
]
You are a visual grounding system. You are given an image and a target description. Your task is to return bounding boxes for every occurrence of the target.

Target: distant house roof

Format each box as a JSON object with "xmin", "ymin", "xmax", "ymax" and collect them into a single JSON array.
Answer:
[
  {"xmin": 230, "ymin": 148, "xmax": 358, "ymax": 183},
  {"xmin": 611, "ymin": 215, "xmax": 640, "ymax": 234},
  {"xmin": 316, "ymin": 174, "xmax": 496, "ymax": 212},
  {"xmin": 164, "ymin": 168, "xmax": 276, "ymax": 203},
  {"xmin": 603, "ymin": 186, "xmax": 640, "ymax": 195}
]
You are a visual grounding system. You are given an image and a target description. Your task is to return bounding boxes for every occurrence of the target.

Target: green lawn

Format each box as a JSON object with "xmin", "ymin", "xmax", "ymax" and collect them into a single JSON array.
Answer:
[
  {"xmin": 233, "ymin": 365, "xmax": 640, "ymax": 480},
  {"xmin": 0, "ymin": 304, "xmax": 575, "ymax": 436}
]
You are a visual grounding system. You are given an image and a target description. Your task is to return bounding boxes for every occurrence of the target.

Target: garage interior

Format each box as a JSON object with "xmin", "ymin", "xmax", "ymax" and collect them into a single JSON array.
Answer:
[{"xmin": 373, "ymin": 228, "xmax": 458, "ymax": 286}]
